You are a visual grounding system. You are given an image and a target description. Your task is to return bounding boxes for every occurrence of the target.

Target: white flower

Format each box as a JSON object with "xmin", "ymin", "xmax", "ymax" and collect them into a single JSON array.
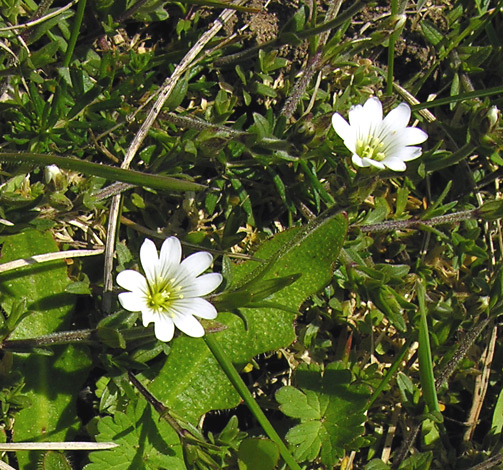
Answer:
[
  {"xmin": 116, "ymin": 237, "xmax": 223, "ymax": 342},
  {"xmin": 44, "ymin": 164, "xmax": 65, "ymax": 190},
  {"xmin": 332, "ymin": 97, "xmax": 428, "ymax": 172}
]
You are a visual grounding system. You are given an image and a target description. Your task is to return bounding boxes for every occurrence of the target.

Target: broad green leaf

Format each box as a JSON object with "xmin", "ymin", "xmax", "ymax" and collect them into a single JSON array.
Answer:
[
  {"xmin": 0, "ymin": 230, "xmax": 92, "ymax": 470},
  {"xmin": 237, "ymin": 438, "xmax": 280, "ymax": 470},
  {"xmin": 276, "ymin": 362, "xmax": 370, "ymax": 467},
  {"xmin": 0, "ymin": 229, "xmax": 74, "ymax": 337},
  {"xmin": 144, "ymin": 211, "xmax": 348, "ymax": 421},
  {"xmin": 85, "ymin": 399, "xmax": 186, "ymax": 470}
]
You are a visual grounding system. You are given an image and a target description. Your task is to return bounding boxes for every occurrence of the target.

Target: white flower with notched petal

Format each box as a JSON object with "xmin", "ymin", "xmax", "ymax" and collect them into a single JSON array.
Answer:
[
  {"xmin": 116, "ymin": 237, "xmax": 222, "ymax": 342},
  {"xmin": 332, "ymin": 97, "xmax": 428, "ymax": 172}
]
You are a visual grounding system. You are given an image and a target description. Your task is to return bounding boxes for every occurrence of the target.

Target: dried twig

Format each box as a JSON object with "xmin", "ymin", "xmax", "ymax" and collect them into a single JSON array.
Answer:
[
  {"xmin": 0, "ymin": 442, "xmax": 117, "ymax": 470},
  {"xmin": 0, "ymin": 461, "xmax": 16, "ymax": 470},
  {"xmin": 463, "ymin": 323, "xmax": 497, "ymax": 441},
  {"xmin": 0, "ymin": 442, "xmax": 117, "ymax": 451},
  {"xmin": 0, "ymin": 248, "xmax": 105, "ymax": 274},
  {"xmin": 0, "ymin": 0, "xmax": 78, "ymax": 33}
]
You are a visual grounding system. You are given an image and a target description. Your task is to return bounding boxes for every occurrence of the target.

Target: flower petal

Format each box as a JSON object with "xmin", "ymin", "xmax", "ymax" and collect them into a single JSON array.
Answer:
[
  {"xmin": 175, "ymin": 297, "xmax": 218, "ymax": 319},
  {"xmin": 383, "ymin": 158, "xmax": 407, "ymax": 171},
  {"xmin": 387, "ymin": 146, "xmax": 422, "ymax": 162},
  {"xmin": 140, "ymin": 238, "xmax": 160, "ymax": 282},
  {"xmin": 183, "ymin": 273, "xmax": 223, "ymax": 296},
  {"xmin": 352, "ymin": 154, "xmax": 369, "ymax": 168},
  {"xmin": 141, "ymin": 307, "xmax": 156, "ymax": 327},
  {"xmin": 116, "ymin": 270, "xmax": 148, "ymax": 292},
  {"xmin": 347, "ymin": 103, "xmax": 365, "ymax": 127},
  {"xmin": 364, "ymin": 157, "xmax": 386, "ymax": 170},
  {"xmin": 382, "ymin": 103, "xmax": 411, "ymax": 131},
  {"xmin": 349, "ymin": 104, "xmax": 371, "ymax": 142},
  {"xmin": 363, "ymin": 97, "xmax": 383, "ymax": 122},
  {"xmin": 399, "ymin": 127, "xmax": 428, "ymax": 145},
  {"xmin": 332, "ymin": 114, "xmax": 356, "ymax": 152},
  {"xmin": 118, "ymin": 291, "xmax": 146, "ymax": 312},
  {"xmin": 159, "ymin": 236, "xmax": 182, "ymax": 277},
  {"xmin": 180, "ymin": 251, "xmax": 214, "ymax": 278},
  {"xmin": 153, "ymin": 315, "xmax": 175, "ymax": 342},
  {"xmin": 173, "ymin": 313, "xmax": 205, "ymax": 337}
]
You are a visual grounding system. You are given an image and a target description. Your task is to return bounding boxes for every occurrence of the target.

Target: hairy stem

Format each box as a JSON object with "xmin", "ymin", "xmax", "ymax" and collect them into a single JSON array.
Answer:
[{"xmin": 354, "ymin": 208, "xmax": 478, "ymax": 233}]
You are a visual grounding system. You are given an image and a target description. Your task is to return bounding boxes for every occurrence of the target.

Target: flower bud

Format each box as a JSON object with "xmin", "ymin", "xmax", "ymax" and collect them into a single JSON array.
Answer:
[{"xmin": 44, "ymin": 165, "xmax": 66, "ymax": 191}]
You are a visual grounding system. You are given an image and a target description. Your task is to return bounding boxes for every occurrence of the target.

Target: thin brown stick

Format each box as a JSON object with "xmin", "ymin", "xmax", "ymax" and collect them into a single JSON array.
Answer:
[
  {"xmin": 0, "ymin": 248, "xmax": 104, "ymax": 274},
  {"xmin": 463, "ymin": 324, "xmax": 497, "ymax": 441},
  {"xmin": 0, "ymin": 460, "xmax": 16, "ymax": 470}
]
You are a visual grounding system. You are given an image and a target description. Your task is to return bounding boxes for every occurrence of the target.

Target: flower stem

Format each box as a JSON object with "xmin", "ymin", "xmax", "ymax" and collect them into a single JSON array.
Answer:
[
  {"xmin": 1, "ymin": 329, "xmax": 95, "ymax": 350},
  {"xmin": 63, "ymin": 0, "xmax": 86, "ymax": 67},
  {"xmin": 204, "ymin": 334, "xmax": 302, "ymax": 470},
  {"xmin": 354, "ymin": 208, "xmax": 478, "ymax": 233},
  {"xmin": 386, "ymin": 0, "xmax": 400, "ymax": 95},
  {"xmin": 128, "ymin": 371, "xmax": 186, "ymax": 439},
  {"xmin": 1, "ymin": 326, "xmax": 154, "ymax": 351}
]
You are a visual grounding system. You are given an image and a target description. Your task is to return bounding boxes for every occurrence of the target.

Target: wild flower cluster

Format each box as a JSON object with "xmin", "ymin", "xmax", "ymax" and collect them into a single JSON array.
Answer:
[
  {"xmin": 1, "ymin": 2, "xmax": 502, "ymax": 470},
  {"xmin": 117, "ymin": 96, "xmax": 429, "ymax": 342}
]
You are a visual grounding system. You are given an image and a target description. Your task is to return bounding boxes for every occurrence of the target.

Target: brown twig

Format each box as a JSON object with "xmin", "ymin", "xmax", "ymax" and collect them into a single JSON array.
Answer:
[{"xmin": 128, "ymin": 371, "xmax": 186, "ymax": 439}]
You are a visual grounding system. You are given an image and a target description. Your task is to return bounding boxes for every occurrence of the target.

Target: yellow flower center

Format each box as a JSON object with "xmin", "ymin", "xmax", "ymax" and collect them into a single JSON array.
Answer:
[
  {"xmin": 356, "ymin": 136, "xmax": 386, "ymax": 162},
  {"xmin": 146, "ymin": 278, "xmax": 183, "ymax": 316}
]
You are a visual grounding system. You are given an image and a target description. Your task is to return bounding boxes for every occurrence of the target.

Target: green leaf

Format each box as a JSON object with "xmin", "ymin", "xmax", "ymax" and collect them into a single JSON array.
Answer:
[
  {"xmin": 85, "ymin": 399, "xmax": 186, "ymax": 470},
  {"xmin": 365, "ymin": 460, "xmax": 391, "ymax": 470},
  {"xmin": 491, "ymin": 386, "xmax": 503, "ymax": 434},
  {"xmin": 237, "ymin": 438, "xmax": 280, "ymax": 470},
  {"xmin": 416, "ymin": 281, "xmax": 440, "ymax": 414},
  {"xmin": 0, "ymin": 230, "xmax": 92, "ymax": 470},
  {"xmin": 131, "ymin": 0, "xmax": 169, "ymax": 21},
  {"xmin": 276, "ymin": 362, "xmax": 370, "ymax": 467},
  {"xmin": 420, "ymin": 20, "xmax": 444, "ymax": 46},
  {"xmin": 398, "ymin": 451, "xmax": 433, "ymax": 470},
  {"xmin": 40, "ymin": 451, "xmax": 73, "ymax": 470},
  {"xmin": 369, "ymin": 285, "xmax": 407, "ymax": 333},
  {"xmin": 143, "ymin": 211, "xmax": 348, "ymax": 422},
  {"xmin": 0, "ymin": 152, "xmax": 205, "ymax": 193},
  {"xmin": 252, "ymin": 112, "xmax": 271, "ymax": 140}
]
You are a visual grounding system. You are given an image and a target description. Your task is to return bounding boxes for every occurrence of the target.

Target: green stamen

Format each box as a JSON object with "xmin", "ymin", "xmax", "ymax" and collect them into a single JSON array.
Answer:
[
  {"xmin": 356, "ymin": 136, "xmax": 386, "ymax": 161},
  {"xmin": 146, "ymin": 278, "xmax": 182, "ymax": 316}
]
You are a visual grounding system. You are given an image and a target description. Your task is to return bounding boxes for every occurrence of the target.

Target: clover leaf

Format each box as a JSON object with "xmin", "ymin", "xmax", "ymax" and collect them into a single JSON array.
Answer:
[
  {"xmin": 85, "ymin": 398, "xmax": 186, "ymax": 470},
  {"xmin": 276, "ymin": 362, "xmax": 370, "ymax": 467}
]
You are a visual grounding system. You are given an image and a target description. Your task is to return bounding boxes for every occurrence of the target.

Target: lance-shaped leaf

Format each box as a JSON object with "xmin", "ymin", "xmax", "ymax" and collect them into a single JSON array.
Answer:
[{"xmin": 0, "ymin": 152, "xmax": 205, "ymax": 192}]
